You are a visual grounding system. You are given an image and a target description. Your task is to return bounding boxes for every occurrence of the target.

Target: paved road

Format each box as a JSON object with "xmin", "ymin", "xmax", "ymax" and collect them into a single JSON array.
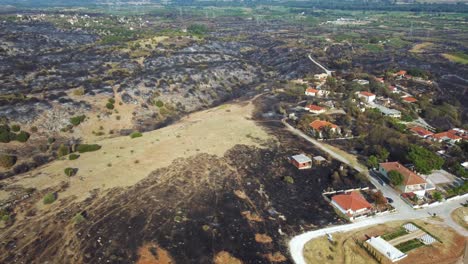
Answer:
[
  {"xmin": 281, "ymin": 119, "xmax": 468, "ymax": 264},
  {"xmin": 307, "ymin": 54, "xmax": 333, "ymax": 76}
]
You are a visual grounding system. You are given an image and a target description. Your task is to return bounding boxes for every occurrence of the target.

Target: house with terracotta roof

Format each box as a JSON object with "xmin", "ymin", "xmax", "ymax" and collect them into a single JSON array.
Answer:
[
  {"xmin": 410, "ymin": 126, "xmax": 434, "ymax": 138},
  {"xmin": 331, "ymin": 191, "xmax": 372, "ymax": 220},
  {"xmin": 379, "ymin": 162, "xmax": 433, "ymax": 197},
  {"xmin": 375, "ymin": 77, "xmax": 385, "ymax": 83},
  {"xmin": 309, "ymin": 120, "xmax": 340, "ymax": 137},
  {"xmin": 402, "ymin": 96, "xmax": 417, "ymax": 103},
  {"xmin": 432, "ymin": 131, "xmax": 462, "ymax": 144},
  {"xmin": 394, "ymin": 70, "xmax": 407, "ymax": 78},
  {"xmin": 305, "ymin": 87, "xmax": 319, "ymax": 96},
  {"xmin": 358, "ymin": 91, "xmax": 376, "ymax": 103},
  {"xmin": 304, "ymin": 104, "xmax": 326, "ymax": 114},
  {"xmin": 388, "ymin": 85, "xmax": 398, "ymax": 93}
]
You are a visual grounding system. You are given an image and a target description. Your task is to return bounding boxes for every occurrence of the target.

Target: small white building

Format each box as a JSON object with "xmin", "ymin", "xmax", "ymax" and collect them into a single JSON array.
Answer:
[
  {"xmin": 358, "ymin": 91, "xmax": 376, "ymax": 103},
  {"xmin": 366, "ymin": 236, "xmax": 407, "ymax": 262}
]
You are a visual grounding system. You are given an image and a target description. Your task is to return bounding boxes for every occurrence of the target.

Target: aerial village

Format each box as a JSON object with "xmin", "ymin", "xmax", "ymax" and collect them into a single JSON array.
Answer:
[{"xmin": 280, "ymin": 61, "xmax": 467, "ymax": 263}]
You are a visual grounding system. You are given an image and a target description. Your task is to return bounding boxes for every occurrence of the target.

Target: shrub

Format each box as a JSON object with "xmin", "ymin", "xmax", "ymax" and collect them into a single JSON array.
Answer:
[
  {"xmin": 70, "ymin": 115, "xmax": 86, "ymax": 126},
  {"xmin": 130, "ymin": 131, "xmax": 142, "ymax": 139},
  {"xmin": 0, "ymin": 154, "xmax": 17, "ymax": 168},
  {"xmin": 15, "ymin": 131, "xmax": 30, "ymax": 142},
  {"xmin": 48, "ymin": 137, "xmax": 56, "ymax": 144},
  {"xmin": 43, "ymin": 192, "xmax": 57, "ymax": 204},
  {"xmin": 283, "ymin": 176, "xmax": 294, "ymax": 184},
  {"xmin": 30, "ymin": 126, "xmax": 38, "ymax": 133},
  {"xmin": 73, "ymin": 212, "xmax": 86, "ymax": 224},
  {"xmin": 108, "ymin": 98, "xmax": 115, "ymax": 104},
  {"xmin": 11, "ymin": 124, "xmax": 20, "ymax": 132},
  {"xmin": 73, "ymin": 87, "xmax": 85, "ymax": 96},
  {"xmin": 0, "ymin": 125, "xmax": 12, "ymax": 143},
  {"xmin": 57, "ymin": 144, "xmax": 70, "ymax": 157},
  {"xmin": 64, "ymin": 167, "xmax": 76, "ymax": 177},
  {"xmin": 106, "ymin": 102, "xmax": 114, "ymax": 110},
  {"xmin": 77, "ymin": 144, "xmax": 101, "ymax": 153},
  {"xmin": 155, "ymin": 100, "xmax": 164, "ymax": 107}
]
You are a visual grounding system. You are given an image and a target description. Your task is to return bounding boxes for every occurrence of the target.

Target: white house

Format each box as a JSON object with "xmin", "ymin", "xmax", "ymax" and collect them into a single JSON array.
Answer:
[
  {"xmin": 358, "ymin": 91, "xmax": 376, "ymax": 103},
  {"xmin": 379, "ymin": 162, "xmax": 433, "ymax": 197}
]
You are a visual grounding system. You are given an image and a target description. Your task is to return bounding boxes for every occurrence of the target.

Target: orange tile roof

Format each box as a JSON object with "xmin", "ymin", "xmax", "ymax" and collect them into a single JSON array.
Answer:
[
  {"xmin": 433, "ymin": 131, "xmax": 462, "ymax": 141},
  {"xmin": 396, "ymin": 70, "xmax": 407, "ymax": 76},
  {"xmin": 359, "ymin": 91, "xmax": 375, "ymax": 97},
  {"xmin": 306, "ymin": 104, "xmax": 324, "ymax": 111},
  {"xmin": 379, "ymin": 162, "xmax": 426, "ymax": 185},
  {"xmin": 332, "ymin": 191, "xmax": 372, "ymax": 212},
  {"xmin": 306, "ymin": 88, "xmax": 318, "ymax": 93},
  {"xmin": 310, "ymin": 120, "xmax": 338, "ymax": 131},
  {"xmin": 410, "ymin": 126, "xmax": 433, "ymax": 137},
  {"xmin": 403, "ymin": 97, "xmax": 417, "ymax": 103}
]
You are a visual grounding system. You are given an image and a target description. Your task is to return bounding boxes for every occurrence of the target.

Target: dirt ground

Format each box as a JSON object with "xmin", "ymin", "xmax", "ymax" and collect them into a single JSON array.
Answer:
[
  {"xmin": 0, "ymin": 97, "xmax": 273, "ymax": 203},
  {"xmin": 451, "ymin": 207, "xmax": 468, "ymax": 230},
  {"xmin": 303, "ymin": 219, "xmax": 467, "ymax": 264}
]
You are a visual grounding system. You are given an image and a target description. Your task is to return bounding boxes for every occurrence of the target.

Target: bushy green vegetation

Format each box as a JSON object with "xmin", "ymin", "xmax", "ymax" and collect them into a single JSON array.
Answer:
[
  {"xmin": 0, "ymin": 125, "xmax": 30, "ymax": 143},
  {"xmin": 73, "ymin": 212, "xmax": 86, "ymax": 224},
  {"xmin": 0, "ymin": 154, "xmax": 17, "ymax": 168},
  {"xmin": 130, "ymin": 131, "xmax": 143, "ymax": 139},
  {"xmin": 68, "ymin": 154, "xmax": 80, "ymax": 160},
  {"xmin": 57, "ymin": 144, "xmax": 70, "ymax": 157},
  {"xmin": 155, "ymin": 100, "xmax": 164, "ymax": 108},
  {"xmin": 388, "ymin": 170, "xmax": 404, "ymax": 186},
  {"xmin": 188, "ymin": 24, "xmax": 208, "ymax": 36},
  {"xmin": 106, "ymin": 102, "xmax": 115, "ymax": 110},
  {"xmin": 64, "ymin": 167, "xmax": 76, "ymax": 177},
  {"xmin": 407, "ymin": 145, "xmax": 444, "ymax": 174},
  {"xmin": 69, "ymin": 115, "xmax": 86, "ymax": 126},
  {"xmin": 15, "ymin": 131, "xmax": 30, "ymax": 142},
  {"xmin": 76, "ymin": 144, "xmax": 102, "ymax": 153},
  {"xmin": 43, "ymin": 192, "xmax": 57, "ymax": 204},
  {"xmin": 11, "ymin": 124, "xmax": 20, "ymax": 132}
]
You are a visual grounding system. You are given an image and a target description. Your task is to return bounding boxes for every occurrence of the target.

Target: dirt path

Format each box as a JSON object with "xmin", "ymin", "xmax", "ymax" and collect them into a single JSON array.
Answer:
[{"xmin": 388, "ymin": 230, "xmax": 425, "ymax": 245}]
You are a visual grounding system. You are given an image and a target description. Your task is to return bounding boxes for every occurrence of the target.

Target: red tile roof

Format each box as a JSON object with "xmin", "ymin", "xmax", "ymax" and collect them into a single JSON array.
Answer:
[
  {"xmin": 403, "ymin": 97, "xmax": 417, "ymax": 103},
  {"xmin": 410, "ymin": 126, "xmax": 433, "ymax": 137},
  {"xmin": 310, "ymin": 120, "xmax": 338, "ymax": 131},
  {"xmin": 396, "ymin": 70, "xmax": 407, "ymax": 76},
  {"xmin": 332, "ymin": 191, "xmax": 372, "ymax": 212},
  {"xmin": 376, "ymin": 77, "xmax": 385, "ymax": 83},
  {"xmin": 433, "ymin": 131, "xmax": 462, "ymax": 141},
  {"xmin": 379, "ymin": 162, "xmax": 426, "ymax": 185},
  {"xmin": 306, "ymin": 88, "xmax": 318, "ymax": 93},
  {"xmin": 359, "ymin": 91, "xmax": 375, "ymax": 97},
  {"xmin": 306, "ymin": 104, "xmax": 324, "ymax": 111}
]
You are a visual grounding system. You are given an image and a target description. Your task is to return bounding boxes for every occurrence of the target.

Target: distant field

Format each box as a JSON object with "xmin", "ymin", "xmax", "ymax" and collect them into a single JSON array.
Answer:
[
  {"xmin": 410, "ymin": 42, "xmax": 434, "ymax": 53},
  {"xmin": 443, "ymin": 52, "xmax": 468, "ymax": 64}
]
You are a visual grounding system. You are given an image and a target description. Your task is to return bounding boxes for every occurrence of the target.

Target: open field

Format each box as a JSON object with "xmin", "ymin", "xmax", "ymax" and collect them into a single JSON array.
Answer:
[
  {"xmin": 0, "ymin": 97, "xmax": 272, "ymax": 202},
  {"xmin": 303, "ymin": 219, "xmax": 466, "ymax": 264},
  {"xmin": 451, "ymin": 207, "xmax": 468, "ymax": 230},
  {"xmin": 410, "ymin": 42, "xmax": 435, "ymax": 53},
  {"xmin": 442, "ymin": 53, "xmax": 468, "ymax": 65}
]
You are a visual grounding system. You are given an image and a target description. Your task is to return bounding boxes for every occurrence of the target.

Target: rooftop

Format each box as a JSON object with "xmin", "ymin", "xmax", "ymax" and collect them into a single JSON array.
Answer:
[
  {"xmin": 310, "ymin": 120, "xmax": 338, "ymax": 131},
  {"xmin": 402, "ymin": 97, "xmax": 417, "ymax": 103},
  {"xmin": 410, "ymin": 126, "xmax": 434, "ymax": 137},
  {"xmin": 331, "ymin": 191, "xmax": 372, "ymax": 212},
  {"xmin": 379, "ymin": 162, "xmax": 427, "ymax": 185},
  {"xmin": 306, "ymin": 87, "xmax": 318, "ymax": 93},
  {"xmin": 359, "ymin": 91, "xmax": 375, "ymax": 97},
  {"xmin": 366, "ymin": 236, "xmax": 407, "ymax": 262},
  {"xmin": 291, "ymin": 154, "xmax": 312, "ymax": 164},
  {"xmin": 306, "ymin": 104, "xmax": 324, "ymax": 111}
]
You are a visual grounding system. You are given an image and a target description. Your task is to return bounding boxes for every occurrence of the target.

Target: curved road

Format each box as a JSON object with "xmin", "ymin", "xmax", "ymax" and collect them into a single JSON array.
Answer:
[{"xmin": 281, "ymin": 119, "xmax": 468, "ymax": 264}]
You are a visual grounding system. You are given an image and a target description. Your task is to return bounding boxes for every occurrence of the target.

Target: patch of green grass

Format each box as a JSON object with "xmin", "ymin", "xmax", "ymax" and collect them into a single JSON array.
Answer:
[
  {"xmin": 443, "ymin": 52, "xmax": 468, "ymax": 65},
  {"xmin": 381, "ymin": 227, "xmax": 408, "ymax": 241},
  {"xmin": 395, "ymin": 238, "xmax": 424, "ymax": 253},
  {"xmin": 363, "ymin": 44, "xmax": 384, "ymax": 53},
  {"xmin": 68, "ymin": 154, "xmax": 80, "ymax": 160}
]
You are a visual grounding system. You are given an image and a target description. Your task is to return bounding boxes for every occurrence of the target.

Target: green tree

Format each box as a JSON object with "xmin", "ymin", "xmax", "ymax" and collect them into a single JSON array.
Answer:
[
  {"xmin": 432, "ymin": 192, "xmax": 443, "ymax": 202},
  {"xmin": 367, "ymin": 155, "xmax": 379, "ymax": 169},
  {"xmin": 15, "ymin": 131, "xmax": 30, "ymax": 142},
  {"xmin": 0, "ymin": 154, "xmax": 17, "ymax": 168},
  {"xmin": 43, "ymin": 192, "xmax": 57, "ymax": 204},
  {"xmin": 407, "ymin": 145, "xmax": 444, "ymax": 174},
  {"xmin": 388, "ymin": 170, "xmax": 404, "ymax": 186}
]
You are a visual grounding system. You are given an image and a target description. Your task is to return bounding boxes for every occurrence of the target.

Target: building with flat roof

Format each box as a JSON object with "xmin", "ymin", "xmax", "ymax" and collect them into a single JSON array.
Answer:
[
  {"xmin": 289, "ymin": 154, "xmax": 312, "ymax": 169},
  {"xmin": 366, "ymin": 236, "xmax": 407, "ymax": 262}
]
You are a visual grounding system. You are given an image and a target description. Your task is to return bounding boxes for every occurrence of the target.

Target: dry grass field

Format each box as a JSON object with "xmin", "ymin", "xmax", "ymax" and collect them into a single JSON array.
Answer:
[
  {"xmin": 0, "ymin": 98, "xmax": 273, "ymax": 203},
  {"xmin": 451, "ymin": 207, "xmax": 468, "ymax": 230}
]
